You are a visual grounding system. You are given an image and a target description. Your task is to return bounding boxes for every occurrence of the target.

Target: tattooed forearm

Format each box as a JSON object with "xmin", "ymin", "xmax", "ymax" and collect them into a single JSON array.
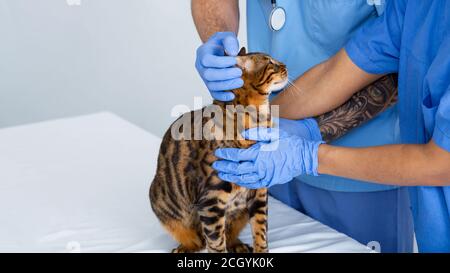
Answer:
[{"xmin": 315, "ymin": 74, "xmax": 398, "ymax": 143}]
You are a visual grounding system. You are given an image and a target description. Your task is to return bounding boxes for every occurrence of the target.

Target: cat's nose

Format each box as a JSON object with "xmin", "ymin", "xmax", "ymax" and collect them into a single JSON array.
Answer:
[
  {"xmin": 275, "ymin": 64, "xmax": 284, "ymax": 70},
  {"xmin": 276, "ymin": 63, "xmax": 286, "ymax": 70}
]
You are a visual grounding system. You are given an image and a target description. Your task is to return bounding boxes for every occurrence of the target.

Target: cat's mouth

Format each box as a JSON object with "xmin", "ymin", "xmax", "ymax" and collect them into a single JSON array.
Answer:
[{"xmin": 269, "ymin": 78, "xmax": 289, "ymax": 93}]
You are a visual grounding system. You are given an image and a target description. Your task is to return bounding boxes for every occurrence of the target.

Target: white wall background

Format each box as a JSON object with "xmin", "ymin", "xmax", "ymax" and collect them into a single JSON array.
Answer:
[{"xmin": 0, "ymin": 0, "xmax": 247, "ymax": 137}]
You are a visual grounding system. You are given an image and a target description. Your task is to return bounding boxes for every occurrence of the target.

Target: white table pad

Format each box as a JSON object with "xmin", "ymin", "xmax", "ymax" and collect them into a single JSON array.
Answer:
[{"xmin": 0, "ymin": 112, "xmax": 371, "ymax": 253}]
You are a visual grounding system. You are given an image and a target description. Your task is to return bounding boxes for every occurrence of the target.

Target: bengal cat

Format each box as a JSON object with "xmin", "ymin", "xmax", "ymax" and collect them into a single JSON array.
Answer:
[{"xmin": 150, "ymin": 48, "xmax": 287, "ymax": 253}]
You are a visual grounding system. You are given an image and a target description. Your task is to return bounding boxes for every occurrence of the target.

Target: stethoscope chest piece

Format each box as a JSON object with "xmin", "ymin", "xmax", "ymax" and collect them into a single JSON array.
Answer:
[{"xmin": 269, "ymin": 5, "xmax": 286, "ymax": 31}]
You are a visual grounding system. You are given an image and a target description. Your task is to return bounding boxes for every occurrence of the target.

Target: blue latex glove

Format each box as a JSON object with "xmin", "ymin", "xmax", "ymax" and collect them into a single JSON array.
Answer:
[
  {"xmin": 213, "ymin": 128, "xmax": 324, "ymax": 189},
  {"xmin": 274, "ymin": 117, "xmax": 322, "ymax": 142},
  {"xmin": 195, "ymin": 32, "xmax": 244, "ymax": 101}
]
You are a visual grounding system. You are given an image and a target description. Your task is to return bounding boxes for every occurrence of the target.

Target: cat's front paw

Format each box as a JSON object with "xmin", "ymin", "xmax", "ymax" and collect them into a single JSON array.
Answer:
[
  {"xmin": 172, "ymin": 245, "xmax": 197, "ymax": 253},
  {"xmin": 228, "ymin": 243, "xmax": 253, "ymax": 253},
  {"xmin": 253, "ymin": 245, "xmax": 269, "ymax": 253}
]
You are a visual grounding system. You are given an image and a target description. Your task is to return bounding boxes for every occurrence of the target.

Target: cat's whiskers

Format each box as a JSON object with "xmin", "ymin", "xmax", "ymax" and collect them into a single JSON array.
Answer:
[
  {"xmin": 283, "ymin": 78, "xmax": 302, "ymax": 99},
  {"xmin": 287, "ymin": 78, "xmax": 302, "ymax": 93}
]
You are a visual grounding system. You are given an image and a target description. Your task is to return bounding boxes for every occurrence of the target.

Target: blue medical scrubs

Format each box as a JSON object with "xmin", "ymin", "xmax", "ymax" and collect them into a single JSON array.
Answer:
[
  {"xmin": 345, "ymin": 0, "xmax": 450, "ymax": 252},
  {"xmin": 247, "ymin": 0, "xmax": 413, "ymax": 252}
]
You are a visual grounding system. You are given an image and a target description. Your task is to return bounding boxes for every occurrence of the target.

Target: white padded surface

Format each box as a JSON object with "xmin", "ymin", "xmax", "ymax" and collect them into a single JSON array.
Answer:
[{"xmin": 0, "ymin": 112, "xmax": 371, "ymax": 253}]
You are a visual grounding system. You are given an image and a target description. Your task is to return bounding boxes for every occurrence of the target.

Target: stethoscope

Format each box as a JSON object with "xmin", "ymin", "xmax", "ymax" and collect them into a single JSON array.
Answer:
[{"xmin": 269, "ymin": 0, "xmax": 286, "ymax": 31}]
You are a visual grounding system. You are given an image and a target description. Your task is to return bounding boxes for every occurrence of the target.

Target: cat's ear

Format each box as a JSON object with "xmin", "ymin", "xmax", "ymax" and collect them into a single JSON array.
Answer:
[
  {"xmin": 238, "ymin": 47, "xmax": 247, "ymax": 56},
  {"xmin": 224, "ymin": 47, "xmax": 247, "ymax": 57}
]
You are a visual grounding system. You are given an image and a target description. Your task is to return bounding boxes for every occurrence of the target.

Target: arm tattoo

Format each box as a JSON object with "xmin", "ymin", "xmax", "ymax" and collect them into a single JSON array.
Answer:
[{"xmin": 315, "ymin": 74, "xmax": 398, "ymax": 143}]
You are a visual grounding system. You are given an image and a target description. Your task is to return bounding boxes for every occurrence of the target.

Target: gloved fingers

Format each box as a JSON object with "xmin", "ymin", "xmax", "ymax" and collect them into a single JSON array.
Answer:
[
  {"xmin": 212, "ymin": 160, "xmax": 256, "ymax": 175},
  {"xmin": 271, "ymin": 116, "xmax": 281, "ymax": 128},
  {"xmin": 201, "ymin": 53, "xmax": 238, "ymax": 68},
  {"xmin": 215, "ymin": 146, "xmax": 259, "ymax": 162},
  {"xmin": 206, "ymin": 78, "xmax": 244, "ymax": 92},
  {"xmin": 210, "ymin": 91, "xmax": 235, "ymax": 101},
  {"xmin": 242, "ymin": 127, "xmax": 283, "ymax": 142},
  {"xmin": 221, "ymin": 35, "xmax": 240, "ymax": 56},
  {"xmin": 209, "ymin": 32, "xmax": 239, "ymax": 56},
  {"xmin": 303, "ymin": 118, "xmax": 322, "ymax": 141},
  {"xmin": 217, "ymin": 172, "xmax": 260, "ymax": 185},
  {"xmin": 202, "ymin": 67, "xmax": 242, "ymax": 82},
  {"xmin": 236, "ymin": 183, "xmax": 267, "ymax": 190},
  {"xmin": 273, "ymin": 118, "xmax": 307, "ymax": 139},
  {"xmin": 272, "ymin": 117, "xmax": 295, "ymax": 130},
  {"xmin": 233, "ymin": 182, "xmax": 262, "ymax": 190}
]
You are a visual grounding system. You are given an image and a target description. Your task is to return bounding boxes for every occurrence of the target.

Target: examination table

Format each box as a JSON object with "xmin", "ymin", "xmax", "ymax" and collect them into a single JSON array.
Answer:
[{"xmin": 0, "ymin": 112, "xmax": 372, "ymax": 253}]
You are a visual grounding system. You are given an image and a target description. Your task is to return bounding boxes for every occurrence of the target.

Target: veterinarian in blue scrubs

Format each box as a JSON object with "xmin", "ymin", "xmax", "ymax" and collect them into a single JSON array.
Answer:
[
  {"xmin": 343, "ymin": 0, "xmax": 450, "ymax": 252},
  {"xmin": 245, "ymin": 0, "xmax": 413, "ymax": 252},
  {"xmin": 215, "ymin": 0, "xmax": 450, "ymax": 252}
]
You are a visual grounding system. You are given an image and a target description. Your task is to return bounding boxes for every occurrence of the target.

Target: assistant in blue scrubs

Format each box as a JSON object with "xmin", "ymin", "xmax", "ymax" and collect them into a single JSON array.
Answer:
[
  {"xmin": 345, "ymin": 0, "xmax": 450, "ymax": 252},
  {"xmin": 247, "ymin": 0, "xmax": 413, "ymax": 252}
]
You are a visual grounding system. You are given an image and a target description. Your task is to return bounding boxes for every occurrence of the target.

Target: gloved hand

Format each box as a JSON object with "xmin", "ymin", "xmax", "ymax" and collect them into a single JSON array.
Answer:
[
  {"xmin": 195, "ymin": 32, "xmax": 244, "ymax": 101},
  {"xmin": 274, "ymin": 117, "xmax": 322, "ymax": 141},
  {"xmin": 212, "ymin": 128, "xmax": 324, "ymax": 189}
]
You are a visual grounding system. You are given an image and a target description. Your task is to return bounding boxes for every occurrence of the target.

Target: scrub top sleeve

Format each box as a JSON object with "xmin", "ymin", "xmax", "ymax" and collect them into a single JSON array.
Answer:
[
  {"xmin": 344, "ymin": 0, "xmax": 408, "ymax": 74},
  {"xmin": 433, "ymin": 87, "xmax": 450, "ymax": 152}
]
